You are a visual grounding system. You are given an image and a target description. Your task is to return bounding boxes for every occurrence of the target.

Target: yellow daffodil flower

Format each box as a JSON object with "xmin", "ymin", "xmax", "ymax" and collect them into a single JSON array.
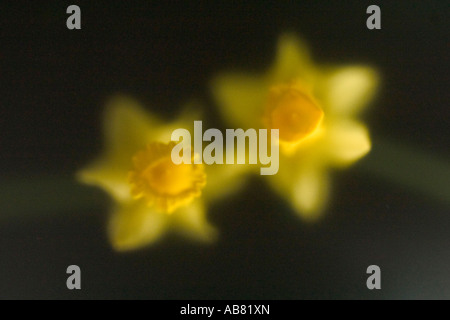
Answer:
[
  {"xmin": 77, "ymin": 96, "xmax": 242, "ymax": 251},
  {"xmin": 212, "ymin": 34, "xmax": 378, "ymax": 219}
]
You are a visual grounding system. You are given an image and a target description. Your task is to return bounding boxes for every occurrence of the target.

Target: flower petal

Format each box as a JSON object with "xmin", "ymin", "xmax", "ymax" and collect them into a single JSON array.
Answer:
[
  {"xmin": 269, "ymin": 34, "xmax": 314, "ymax": 83},
  {"xmin": 268, "ymin": 155, "xmax": 328, "ymax": 219},
  {"xmin": 103, "ymin": 95, "xmax": 162, "ymax": 160},
  {"xmin": 170, "ymin": 200, "xmax": 217, "ymax": 243},
  {"xmin": 153, "ymin": 104, "xmax": 202, "ymax": 143},
  {"xmin": 211, "ymin": 74, "xmax": 267, "ymax": 129},
  {"xmin": 76, "ymin": 158, "xmax": 130, "ymax": 202},
  {"xmin": 291, "ymin": 166, "xmax": 329, "ymax": 219},
  {"xmin": 203, "ymin": 163, "xmax": 250, "ymax": 202},
  {"xmin": 319, "ymin": 66, "xmax": 378, "ymax": 116},
  {"xmin": 76, "ymin": 96, "xmax": 161, "ymax": 201},
  {"xmin": 108, "ymin": 200, "xmax": 169, "ymax": 251},
  {"xmin": 322, "ymin": 120, "xmax": 371, "ymax": 166}
]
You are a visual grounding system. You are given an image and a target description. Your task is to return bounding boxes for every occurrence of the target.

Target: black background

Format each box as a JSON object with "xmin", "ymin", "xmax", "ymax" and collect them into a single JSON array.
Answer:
[{"xmin": 0, "ymin": 1, "xmax": 449, "ymax": 299}]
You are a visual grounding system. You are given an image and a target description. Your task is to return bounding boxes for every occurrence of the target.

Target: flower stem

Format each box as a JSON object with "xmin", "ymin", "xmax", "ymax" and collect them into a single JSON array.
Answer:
[
  {"xmin": 357, "ymin": 137, "xmax": 450, "ymax": 206},
  {"xmin": 1, "ymin": 137, "xmax": 448, "ymax": 222}
]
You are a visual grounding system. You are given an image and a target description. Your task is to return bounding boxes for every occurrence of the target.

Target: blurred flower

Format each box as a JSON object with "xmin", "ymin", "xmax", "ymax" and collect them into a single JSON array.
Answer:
[
  {"xmin": 212, "ymin": 34, "xmax": 378, "ymax": 219},
  {"xmin": 77, "ymin": 96, "xmax": 241, "ymax": 251}
]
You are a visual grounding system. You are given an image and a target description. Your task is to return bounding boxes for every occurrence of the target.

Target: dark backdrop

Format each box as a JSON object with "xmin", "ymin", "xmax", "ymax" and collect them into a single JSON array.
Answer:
[{"xmin": 0, "ymin": 1, "xmax": 449, "ymax": 299}]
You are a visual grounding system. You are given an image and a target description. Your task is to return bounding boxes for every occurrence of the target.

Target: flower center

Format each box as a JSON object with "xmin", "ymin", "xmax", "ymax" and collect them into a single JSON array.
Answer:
[
  {"xmin": 128, "ymin": 142, "xmax": 206, "ymax": 214},
  {"xmin": 144, "ymin": 158, "xmax": 194, "ymax": 195},
  {"xmin": 264, "ymin": 83, "xmax": 323, "ymax": 143}
]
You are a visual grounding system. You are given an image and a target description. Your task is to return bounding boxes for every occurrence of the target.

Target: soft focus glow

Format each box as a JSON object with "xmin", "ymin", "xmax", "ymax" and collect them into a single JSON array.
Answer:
[
  {"xmin": 129, "ymin": 142, "xmax": 206, "ymax": 213},
  {"xmin": 264, "ymin": 83, "xmax": 323, "ymax": 143},
  {"xmin": 77, "ymin": 97, "xmax": 226, "ymax": 251},
  {"xmin": 212, "ymin": 34, "xmax": 378, "ymax": 219},
  {"xmin": 292, "ymin": 166, "xmax": 328, "ymax": 216},
  {"xmin": 322, "ymin": 67, "xmax": 378, "ymax": 117}
]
